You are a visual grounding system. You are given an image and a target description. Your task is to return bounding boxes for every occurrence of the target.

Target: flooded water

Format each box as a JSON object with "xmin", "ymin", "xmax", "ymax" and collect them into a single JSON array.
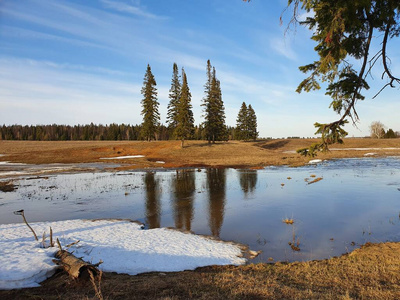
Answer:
[{"xmin": 1, "ymin": 157, "xmax": 400, "ymax": 262}]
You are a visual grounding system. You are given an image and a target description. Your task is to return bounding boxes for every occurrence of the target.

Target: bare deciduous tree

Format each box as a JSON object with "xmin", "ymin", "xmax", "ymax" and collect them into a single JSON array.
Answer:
[{"xmin": 369, "ymin": 121, "xmax": 386, "ymax": 139}]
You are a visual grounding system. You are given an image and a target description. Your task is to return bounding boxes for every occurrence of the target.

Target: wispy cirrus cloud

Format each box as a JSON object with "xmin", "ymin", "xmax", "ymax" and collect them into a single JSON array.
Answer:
[
  {"xmin": 99, "ymin": 0, "xmax": 168, "ymax": 20},
  {"xmin": 2, "ymin": 26, "xmax": 113, "ymax": 51},
  {"xmin": 269, "ymin": 37, "xmax": 298, "ymax": 61}
]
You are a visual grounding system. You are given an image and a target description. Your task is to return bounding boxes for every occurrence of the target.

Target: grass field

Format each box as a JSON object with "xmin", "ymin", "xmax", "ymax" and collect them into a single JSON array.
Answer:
[
  {"xmin": 1, "ymin": 138, "xmax": 400, "ymax": 299},
  {"xmin": 0, "ymin": 138, "xmax": 399, "ymax": 170}
]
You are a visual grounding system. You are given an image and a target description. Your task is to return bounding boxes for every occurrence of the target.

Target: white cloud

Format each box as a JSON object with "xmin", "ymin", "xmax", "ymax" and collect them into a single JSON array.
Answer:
[
  {"xmin": 269, "ymin": 37, "xmax": 298, "ymax": 61},
  {"xmin": 0, "ymin": 58, "xmax": 143, "ymax": 125},
  {"xmin": 100, "ymin": 0, "xmax": 168, "ymax": 20},
  {"xmin": 1, "ymin": 26, "xmax": 112, "ymax": 51}
]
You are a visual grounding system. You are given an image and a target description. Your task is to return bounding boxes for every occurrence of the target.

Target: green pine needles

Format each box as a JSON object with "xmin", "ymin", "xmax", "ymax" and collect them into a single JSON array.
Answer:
[
  {"xmin": 141, "ymin": 60, "xmax": 257, "ymax": 144},
  {"xmin": 140, "ymin": 64, "xmax": 160, "ymax": 141},
  {"xmin": 166, "ymin": 64, "xmax": 195, "ymax": 147},
  {"xmin": 284, "ymin": 0, "xmax": 400, "ymax": 156},
  {"xmin": 236, "ymin": 102, "xmax": 258, "ymax": 141},
  {"xmin": 175, "ymin": 68, "xmax": 195, "ymax": 148},
  {"xmin": 202, "ymin": 60, "xmax": 227, "ymax": 144},
  {"xmin": 167, "ymin": 63, "xmax": 181, "ymax": 131}
]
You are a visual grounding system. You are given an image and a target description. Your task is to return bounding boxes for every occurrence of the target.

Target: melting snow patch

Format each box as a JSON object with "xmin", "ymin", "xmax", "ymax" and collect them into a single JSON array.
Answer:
[
  {"xmin": 100, "ymin": 155, "xmax": 145, "ymax": 160},
  {"xmin": 0, "ymin": 219, "xmax": 246, "ymax": 290},
  {"xmin": 364, "ymin": 153, "xmax": 377, "ymax": 156},
  {"xmin": 308, "ymin": 159, "xmax": 322, "ymax": 164},
  {"xmin": 0, "ymin": 162, "xmax": 26, "ymax": 166},
  {"xmin": 156, "ymin": 161, "xmax": 165, "ymax": 164}
]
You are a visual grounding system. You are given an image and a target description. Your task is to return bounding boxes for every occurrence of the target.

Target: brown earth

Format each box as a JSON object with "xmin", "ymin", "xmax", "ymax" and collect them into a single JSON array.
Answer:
[
  {"xmin": 0, "ymin": 138, "xmax": 399, "ymax": 171},
  {"xmin": 1, "ymin": 138, "xmax": 400, "ymax": 299},
  {"xmin": 1, "ymin": 242, "xmax": 400, "ymax": 299}
]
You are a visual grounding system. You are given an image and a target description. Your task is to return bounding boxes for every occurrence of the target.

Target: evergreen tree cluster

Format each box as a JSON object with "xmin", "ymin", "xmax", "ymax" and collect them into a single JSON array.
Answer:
[
  {"xmin": 166, "ymin": 64, "xmax": 195, "ymax": 147},
  {"xmin": 141, "ymin": 59, "xmax": 228, "ymax": 144},
  {"xmin": 235, "ymin": 102, "xmax": 258, "ymax": 141},
  {"xmin": 202, "ymin": 60, "xmax": 227, "ymax": 143},
  {"xmin": 384, "ymin": 128, "xmax": 398, "ymax": 139}
]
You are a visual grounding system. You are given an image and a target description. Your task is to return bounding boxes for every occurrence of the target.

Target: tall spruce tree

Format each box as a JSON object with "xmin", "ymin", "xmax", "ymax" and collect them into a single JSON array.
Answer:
[
  {"xmin": 140, "ymin": 64, "xmax": 160, "ymax": 141},
  {"xmin": 167, "ymin": 63, "xmax": 181, "ymax": 133},
  {"xmin": 175, "ymin": 68, "xmax": 194, "ymax": 148},
  {"xmin": 236, "ymin": 102, "xmax": 258, "ymax": 141},
  {"xmin": 236, "ymin": 102, "xmax": 249, "ymax": 140},
  {"xmin": 203, "ymin": 62, "xmax": 226, "ymax": 143},
  {"xmin": 247, "ymin": 104, "xmax": 258, "ymax": 141}
]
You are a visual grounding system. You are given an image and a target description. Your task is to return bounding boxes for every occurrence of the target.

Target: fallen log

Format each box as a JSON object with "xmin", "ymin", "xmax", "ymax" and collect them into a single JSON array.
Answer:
[
  {"xmin": 53, "ymin": 249, "xmax": 101, "ymax": 280},
  {"xmin": 52, "ymin": 238, "xmax": 102, "ymax": 280}
]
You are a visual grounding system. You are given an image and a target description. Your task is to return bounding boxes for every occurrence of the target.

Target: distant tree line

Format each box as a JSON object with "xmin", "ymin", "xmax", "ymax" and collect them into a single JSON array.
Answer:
[
  {"xmin": 1, "ymin": 60, "xmax": 258, "ymax": 142},
  {"xmin": 0, "ymin": 124, "xmax": 248, "ymax": 141},
  {"xmin": 0, "ymin": 123, "xmax": 210, "ymax": 141}
]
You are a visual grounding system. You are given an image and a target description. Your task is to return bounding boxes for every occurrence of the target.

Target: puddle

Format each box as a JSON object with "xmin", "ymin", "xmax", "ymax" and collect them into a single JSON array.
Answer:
[{"xmin": 1, "ymin": 157, "xmax": 400, "ymax": 263}]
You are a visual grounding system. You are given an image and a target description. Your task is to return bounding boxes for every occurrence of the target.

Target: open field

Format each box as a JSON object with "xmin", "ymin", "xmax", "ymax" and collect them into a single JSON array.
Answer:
[
  {"xmin": 0, "ymin": 138, "xmax": 399, "ymax": 170},
  {"xmin": 1, "ymin": 138, "xmax": 400, "ymax": 299},
  {"xmin": 1, "ymin": 242, "xmax": 400, "ymax": 299}
]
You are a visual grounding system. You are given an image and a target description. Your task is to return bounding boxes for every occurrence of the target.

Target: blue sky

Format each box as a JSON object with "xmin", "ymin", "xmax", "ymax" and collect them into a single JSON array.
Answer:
[{"xmin": 0, "ymin": 0, "xmax": 399, "ymax": 138}]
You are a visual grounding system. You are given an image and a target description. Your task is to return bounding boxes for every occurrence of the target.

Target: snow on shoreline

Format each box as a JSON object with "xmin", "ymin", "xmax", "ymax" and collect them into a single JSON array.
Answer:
[
  {"xmin": 0, "ymin": 219, "xmax": 246, "ymax": 290},
  {"xmin": 100, "ymin": 155, "xmax": 145, "ymax": 160}
]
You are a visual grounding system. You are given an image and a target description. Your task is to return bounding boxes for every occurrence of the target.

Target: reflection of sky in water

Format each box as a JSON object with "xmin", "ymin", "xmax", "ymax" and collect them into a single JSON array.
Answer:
[{"xmin": 1, "ymin": 157, "xmax": 399, "ymax": 262}]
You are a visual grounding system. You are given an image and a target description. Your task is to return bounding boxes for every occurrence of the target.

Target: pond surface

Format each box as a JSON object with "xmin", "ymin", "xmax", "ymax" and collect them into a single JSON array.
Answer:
[{"xmin": 1, "ymin": 157, "xmax": 400, "ymax": 262}]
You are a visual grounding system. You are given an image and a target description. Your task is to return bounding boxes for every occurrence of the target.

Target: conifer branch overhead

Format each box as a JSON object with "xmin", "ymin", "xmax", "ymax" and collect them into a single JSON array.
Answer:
[{"xmin": 283, "ymin": 0, "xmax": 400, "ymax": 156}]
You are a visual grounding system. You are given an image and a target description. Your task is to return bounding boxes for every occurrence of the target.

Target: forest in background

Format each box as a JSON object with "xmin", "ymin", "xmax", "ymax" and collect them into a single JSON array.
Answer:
[{"xmin": 0, "ymin": 123, "xmax": 242, "ymax": 141}]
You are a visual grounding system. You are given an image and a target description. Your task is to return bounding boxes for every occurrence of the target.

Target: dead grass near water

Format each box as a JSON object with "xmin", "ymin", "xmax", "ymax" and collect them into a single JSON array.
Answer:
[
  {"xmin": 0, "ymin": 138, "xmax": 399, "ymax": 171},
  {"xmin": 0, "ymin": 180, "xmax": 17, "ymax": 192},
  {"xmin": 1, "ymin": 242, "xmax": 400, "ymax": 299}
]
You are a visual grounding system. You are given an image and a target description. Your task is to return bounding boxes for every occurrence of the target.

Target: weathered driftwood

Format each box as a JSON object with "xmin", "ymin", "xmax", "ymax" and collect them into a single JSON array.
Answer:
[
  {"xmin": 53, "ymin": 238, "xmax": 102, "ymax": 280},
  {"xmin": 53, "ymin": 249, "xmax": 102, "ymax": 280},
  {"xmin": 13, "ymin": 209, "xmax": 38, "ymax": 241}
]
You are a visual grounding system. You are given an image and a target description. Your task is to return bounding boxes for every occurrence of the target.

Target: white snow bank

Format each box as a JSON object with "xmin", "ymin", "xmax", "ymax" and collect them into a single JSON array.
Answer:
[
  {"xmin": 155, "ymin": 161, "xmax": 165, "ymax": 164},
  {"xmin": 0, "ymin": 219, "xmax": 246, "ymax": 290},
  {"xmin": 308, "ymin": 159, "xmax": 322, "ymax": 164},
  {"xmin": 100, "ymin": 155, "xmax": 145, "ymax": 160}
]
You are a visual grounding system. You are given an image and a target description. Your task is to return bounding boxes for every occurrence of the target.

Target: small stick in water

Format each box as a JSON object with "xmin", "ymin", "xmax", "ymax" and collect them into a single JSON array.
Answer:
[{"xmin": 13, "ymin": 210, "xmax": 38, "ymax": 241}]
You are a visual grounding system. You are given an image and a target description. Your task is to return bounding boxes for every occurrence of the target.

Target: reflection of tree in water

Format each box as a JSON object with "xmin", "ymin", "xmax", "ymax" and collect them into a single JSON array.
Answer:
[
  {"xmin": 171, "ymin": 170, "xmax": 195, "ymax": 231},
  {"xmin": 239, "ymin": 170, "xmax": 258, "ymax": 196},
  {"xmin": 144, "ymin": 172, "xmax": 161, "ymax": 229},
  {"xmin": 207, "ymin": 168, "xmax": 226, "ymax": 237}
]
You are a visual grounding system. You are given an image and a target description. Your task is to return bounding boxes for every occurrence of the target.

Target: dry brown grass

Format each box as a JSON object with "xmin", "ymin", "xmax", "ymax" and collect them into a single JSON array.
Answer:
[
  {"xmin": 1, "ymin": 242, "xmax": 400, "ymax": 299},
  {"xmin": 1, "ymin": 138, "xmax": 400, "ymax": 298},
  {"xmin": 0, "ymin": 138, "xmax": 399, "ymax": 170},
  {"xmin": 0, "ymin": 180, "xmax": 17, "ymax": 192},
  {"xmin": 282, "ymin": 218, "xmax": 294, "ymax": 225}
]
